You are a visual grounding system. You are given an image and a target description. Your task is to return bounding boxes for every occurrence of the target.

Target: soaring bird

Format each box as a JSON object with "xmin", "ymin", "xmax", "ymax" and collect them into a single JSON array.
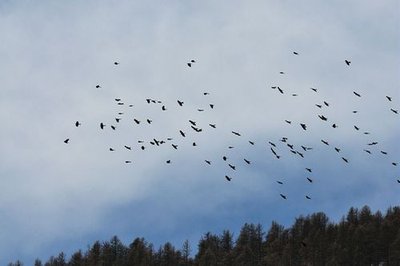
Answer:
[
  {"xmin": 249, "ymin": 141, "xmax": 255, "ymax": 145},
  {"xmin": 342, "ymin": 157, "xmax": 349, "ymax": 163},
  {"xmin": 179, "ymin": 130, "xmax": 186, "ymax": 137},
  {"xmin": 269, "ymin": 141, "xmax": 276, "ymax": 147},
  {"xmin": 172, "ymin": 144, "xmax": 178, "ymax": 150},
  {"xmin": 64, "ymin": 138, "xmax": 69, "ymax": 144},
  {"xmin": 125, "ymin": 161, "xmax": 132, "ymax": 164},
  {"xmin": 228, "ymin": 164, "xmax": 236, "ymax": 170},
  {"xmin": 321, "ymin": 139, "xmax": 329, "ymax": 145},
  {"xmin": 280, "ymin": 194, "xmax": 287, "ymax": 199},
  {"xmin": 287, "ymin": 143, "xmax": 294, "ymax": 149},
  {"xmin": 390, "ymin": 108, "xmax": 398, "ymax": 114},
  {"xmin": 293, "ymin": 51, "xmax": 299, "ymax": 55},
  {"xmin": 353, "ymin": 91, "xmax": 361, "ymax": 97},
  {"xmin": 285, "ymin": 120, "xmax": 292, "ymax": 124},
  {"xmin": 368, "ymin": 142, "xmax": 378, "ymax": 146},
  {"xmin": 209, "ymin": 124, "xmax": 216, "ymax": 128},
  {"xmin": 110, "ymin": 125, "xmax": 116, "ymax": 130},
  {"xmin": 335, "ymin": 147, "xmax": 341, "ymax": 152},
  {"xmin": 345, "ymin": 60, "xmax": 351, "ymax": 66},
  {"xmin": 392, "ymin": 162, "xmax": 397, "ymax": 166},
  {"xmin": 166, "ymin": 160, "xmax": 171, "ymax": 164},
  {"xmin": 316, "ymin": 104, "xmax": 322, "ymax": 108},
  {"xmin": 332, "ymin": 124, "xmax": 338, "ymax": 128},
  {"xmin": 177, "ymin": 100, "xmax": 184, "ymax": 106},
  {"xmin": 190, "ymin": 59, "xmax": 196, "ymax": 63},
  {"xmin": 162, "ymin": 105, "xmax": 167, "ymax": 111},
  {"xmin": 205, "ymin": 160, "xmax": 211, "ymax": 165},
  {"xmin": 397, "ymin": 179, "xmax": 400, "ymax": 184},
  {"xmin": 318, "ymin": 115, "xmax": 328, "ymax": 121},
  {"xmin": 189, "ymin": 120, "xmax": 196, "ymax": 126},
  {"xmin": 222, "ymin": 156, "xmax": 227, "ymax": 161},
  {"xmin": 75, "ymin": 121, "xmax": 81, "ymax": 127},
  {"xmin": 203, "ymin": 92, "xmax": 210, "ymax": 95},
  {"xmin": 306, "ymin": 177, "xmax": 313, "ymax": 183},
  {"xmin": 134, "ymin": 119, "xmax": 140, "ymax": 124},
  {"xmin": 277, "ymin": 87, "xmax": 284, "ymax": 94},
  {"xmin": 109, "ymin": 148, "xmax": 114, "ymax": 151},
  {"xmin": 354, "ymin": 125, "xmax": 360, "ymax": 130},
  {"xmin": 209, "ymin": 104, "xmax": 214, "ymax": 109},
  {"xmin": 324, "ymin": 101, "xmax": 329, "ymax": 107},
  {"xmin": 100, "ymin": 123, "xmax": 105, "ymax": 129},
  {"xmin": 305, "ymin": 168, "xmax": 312, "ymax": 173},
  {"xmin": 115, "ymin": 118, "xmax": 121, "ymax": 123},
  {"xmin": 187, "ymin": 62, "xmax": 192, "ymax": 67},
  {"xmin": 225, "ymin": 175, "xmax": 232, "ymax": 181},
  {"xmin": 197, "ymin": 109, "xmax": 204, "ymax": 112},
  {"xmin": 305, "ymin": 196, "xmax": 311, "ymax": 200},
  {"xmin": 279, "ymin": 71, "xmax": 285, "ymax": 74},
  {"xmin": 114, "ymin": 62, "xmax": 119, "ymax": 65},
  {"xmin": 146, "ymin": 119, "xmax": 152, "ymax": 124},
  {"xmin": 353, "ymin": 110, "xmax": 358, "ymax": 113},
  {"xmin": 300, "ymin": 123, "xmax": 307, "ymax": 130},
  {"xmin": 276, "ymin": 181, "xmax": 283, "ymax": 185},
  {"xmin": 124, "ymin": 145, "xmax": 131, "ymax": 150},
  {"xmin": 232, "ymin": 131, "xmax": 241, "ymax": 136},
  {"xmin": 381, "ymin": 151, "xmax": 388, "ymax": 155},
  {"xmin": 364, "ymin": 149, "xmax": 372, "ymax": 154},
  {"xmin": 95, "ymin": 85, "xmax": 101, "ymax": 88},
  {"xmin": 192, "ymin": 142, "xmax": 197, "ymax": 146},
  {"xmin": 271, "ymin": 148, "xmax": 277, "ymax": 156},
  {"xmin": 311, "ymin": 88, "xmax": 318, "ymax": 92},
  {"xmin": 244, "ymin": 158, "xmax": 251, "ymax": 164},
  {"xmin": 386, "ymin": 96, "xmax": 392, "ymax": 101}
]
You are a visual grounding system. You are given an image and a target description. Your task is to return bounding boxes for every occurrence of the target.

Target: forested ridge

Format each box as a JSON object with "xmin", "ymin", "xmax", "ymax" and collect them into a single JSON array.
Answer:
[{"xmin": 9, "ymin": 205, "xmax": 400, "ymax": 266}]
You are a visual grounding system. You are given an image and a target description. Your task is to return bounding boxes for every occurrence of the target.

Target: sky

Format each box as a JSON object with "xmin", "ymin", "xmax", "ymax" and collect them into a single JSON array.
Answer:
[{"xmin": 0, "ymin": 0, "xmax": 399, "ymax": 264}]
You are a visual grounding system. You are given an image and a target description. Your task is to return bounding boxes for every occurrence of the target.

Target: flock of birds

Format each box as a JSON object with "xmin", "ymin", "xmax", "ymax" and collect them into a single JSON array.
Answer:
[{"xmin": 64, "ymin": 53, "xmax": 399, "ymax": 200}]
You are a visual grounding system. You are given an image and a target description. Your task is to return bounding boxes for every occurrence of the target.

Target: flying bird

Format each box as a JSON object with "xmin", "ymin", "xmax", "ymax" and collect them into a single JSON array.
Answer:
[
  {"xmin": 305, "ymin": 196, "xmax": 311, "ymax": 200},
  {"xmin": 187, "ymin": 62, "xmax": 192, "ymax": 67},
  {"xmin": 209, "ymin": 124, "xmax": 216, "ymax": 128},
  {"xmin": 276, "ymin": 181, "xmax": 283, "ymax": 185},
  {"xmin": 95, "ymin": 85, "xmax": 101, "ymax": 88},
  {"xmin": 134, "ymin": 119, "xmax": 140, "ymax": 124},
  {"xmin": 109, "ymin": 148, "xmax": 114, "ymax": 151},
  {"xmin": 205, "ymin": 160, "xmax": 211, "ymax": 165},
  {"xmin": 115, "ymin": 118, "xmax": 121, "ymax": 123},
  {"xmin": 162, "ymin": 105, "xmax": 167, "ymax": 111},
  {"xmin": 114, "ymin": 62, "xmax": 119, "ymax": 65},
  {"xmin": 324, "ymin": 101, "xmax": 329, "ymax": 107},
  {"xmin": 381, "ymin": 151, "xmax": 388, "ymax": 155},
  {"xmin": 354, "ymin": 125, "xmax": 360, "ymax": 130},
  {"xmin": 166, "ymin": 160, "xmax": 171, "ymax": 164},
  {"xmin": 306, "ymin": 177, "xmax": 313, "ymax": 183},
  {"xmin": 228, "ymin": 164, "xmax": 236, "ymax": 170},
  {"xmin": 364, "ymin": 149, "xmax": 371, "ymax": 154},
  {"xmin": 345, "ymin": 60, "xmax": 351, "ymax": 66},
  {"xmin": 386, "ymin": 96, "xmax": 392, "ymax": 101},
  {"xmin": 179, "ymin": 130, "xmax": 186, "ymax": 137},
  {"xmin": 100, "ymin": 123, "xmax": 105, "ymax": 129},
  {"xmin": 124, "ymin": 145, "xmax": 131, "ymax": 150},
  {"xmin": 321, "ymin": 139, "xmax": 329, "ymax": 146},
  {"xmin": 177, "ymin": 100, "xmax": 184, "ymax": 106},
  {"xmin": 249, "ymin": 141, "xmax": 255, "ymax": 145},
  {"xmin": 310, "ymin": 88, "xmax": 318, "ymax": 92},
  {"xmin": 390, "ymin": 108, "xmax": 398, "ymax": 114},
  {"xmin": 293, "ymin": 51, "xmax": 299, "ymax": 55},
  {"xmin": 279, "ymin": 71, "xmax": 285, "ymax": 74},
  {"xmin": 300, "ymin": 123, "xmax": 307, "ymax": 130},
  {"xmin": 269, "ymin": 141, "xmax": 276, "ymax": 147},
  {"xmin": 353, "ymin": 91, "xmax": 361, "ymax": 97},
  {"xmin": 232, "ymin": 131, "xmax": 241, "ymax": 136},
  {"xmin": 277, "ymin": 87, "xmax": 284, "ymax": 94},
  {"xmin": 209, "ymin": 104, "xmax": 214, "ymax": 109},
  {"xmin": 189, "ymin": 120, "xmax": 196, "ymax": 126},
  {"xmin": 244, "ymin": 159, "xmax": 251, "ymax": 164},
  {"xmin": 280, "ymin": 194, "xmax": 287, "ymax": 200},
  {"xmin": 332, "ymin": 124, "xmax": 337, "ymax": 128},
  {"xmin": 316, "ymin": 104, "xmax": 322, "ymax": 108},
  {"xmin": 305, "ymin": 168, "xmax": 312, "ymax": 173},
  {"xmin": 335, "ymin": 147, "xmax": 341, "ymax": 152},
  {"xmin": 285, "ymin": 120, "xmax": 292, "ymax": 124},
  {"xmin": 225, "ymin": 175, "xmax": 232, "ymax": 181},
  {"xmin": 110, "ymin": 125, "xmax": 116, "ymax": 130},
  {"xmin": 172, "ymin": 144, "xmax": 178, "ymax": 150},
  {"xmin": 223, "ymin": 156, "xmax": 227, "ymax": 161},
  {"xmin": 64, "ymin": 138, "xmax": 69, "ymax": 144},
  {"xmin": 125, "ymin": 161, "xmax": 132, "ymax": 164},
  {"xmin": 318, "ymin": 115, "xmax": 328, "ymax": 121},
  {"xmin": 75, "ymin": 121, "xmax": 81, "ymax": 127},
  {"xmin": 342, "ymin": 157, "xmax": 349, "ymax": 163}
]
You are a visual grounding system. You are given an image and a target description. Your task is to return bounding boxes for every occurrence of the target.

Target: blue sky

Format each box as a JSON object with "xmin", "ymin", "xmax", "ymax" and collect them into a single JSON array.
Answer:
[{"xmin": 0, "ymin": 0, "xmax": 399, "ymax": 263}]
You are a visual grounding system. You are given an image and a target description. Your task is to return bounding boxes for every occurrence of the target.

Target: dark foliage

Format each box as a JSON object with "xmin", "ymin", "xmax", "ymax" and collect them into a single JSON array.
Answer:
[{"xmin": 9, "ymin": 205, "xmax": 400, "ymax": 266}]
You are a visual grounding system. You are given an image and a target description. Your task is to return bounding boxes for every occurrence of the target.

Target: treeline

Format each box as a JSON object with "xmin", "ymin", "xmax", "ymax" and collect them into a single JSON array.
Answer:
[{"xmin": 9, "ymin": 205, "xmax": 400, "ymax": 266}]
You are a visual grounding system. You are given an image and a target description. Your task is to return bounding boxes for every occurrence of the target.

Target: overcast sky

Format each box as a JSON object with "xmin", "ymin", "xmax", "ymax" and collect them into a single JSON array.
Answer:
[{"xmin": 0, "ymin": 0, "xmax": 399, "ymax": 263}]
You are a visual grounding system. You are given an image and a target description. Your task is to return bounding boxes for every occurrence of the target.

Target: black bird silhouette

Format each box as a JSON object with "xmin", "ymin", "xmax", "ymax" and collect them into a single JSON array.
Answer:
[
  {"xmin": 134, "ymin": 119, "xmax": 140, "ymax": 124},
  {"xmin": 271, "ymin": 148, "xmax": 277, "ymax": 156},
  {"xmin": 279, "ymin": 71, "xmax": 285, "ymax": 74},
  {"xmin": 293, "ymin": 51, "xmax": 299, "ymax": 55},
  {"xmin": 162, "ymin": 105, "xmax": 167, "ymax": 111},
  {"xmin": 285, "ymin": 120, "xmax": 292, "ymax": 124},
  {"xmin": 300, "ymin": 123, "xmax": 307, "ymax": 130},
  {"xmin": 324, "ymin": 101, "xmax": 329, "ymax": 107},
  {"xmin": 297, "ymin": 151, "xmax": 304, "ymax": 158},
  {"xmin": 244, "ymin": 159, "xmax": 251, "ymax": 164},
  {"xmin": 179, "ymin": 130, "xmax": 186, "ymax": 137},
  {"xmin": 191, "ymin": 126, "xmax": 202, "ymax": 132},
  {"xmin": 305, "ymin": 196, "xmax": 311, "ymax": 200},
  {"xmin": 189, "ymin": 120, "xmax": 196, "ymax": 126},
  {"xmin": 321, "ymin": 139, "xmax": 329, "ymax": 145},
  {"xmin": 287, "ymin": 144, "xmax": 294, "ymax": 149},
  {"xmin": 114, "ymin": 62, "xmax": 119, "ymax": 65},
  {"xmin": 100, "ymin": 123, "xmax": 105, "ymax": 129},
  {"xmin": 354, "ymin": 125, "xmax": 359, "ymax": 130},
  {"xmin": 192, "ymin": 142, "xmax": 197, "ymax": 146},
  {"xmin": 318, "ymin": 115, "xmax": 328, "ymax": 121},
  {"xmin": 269, "ymin": 141, "xmax": 276, "ymax": 147},
  {"xmin": 316, "ymin": 104, "xmax": 322, "ymax": 108},
  {"xmin": 117, "ymin": 102, "xmax": 124, "ymax": 105},
  {"xmin": 205, "ymin": 160, "xmax": 211, "ymax": 165},
  {"xmin": 209, "ymin": 124, "xmax": 216, "ymax": 128},
  {"xmin": 225, "ymin": 175, "xmax": 232, "ymax": 181},
  {"xmin": 292, "ymin": 94, "xmax": 298, "ymax": 96},
  {"xmin": 368, "ymin": 142, "xmax": 378, "ymax": 146},
  {"xmin": 280, "ymin": 194, "xmax": 287, "ymax": 200},
  {"xmin": 75, "ymin": 121, "xmax": 81, "ymax": 127},
  {"xmin": 392, "ymin": 162, "xmax": 397, "ymax": 166},
  {"xmin": 332, "ymin": 124, "xmax": 337, "ymax": 128},
  {"xmin": 306, "ymin": 168, "xmax": 312, "ymax": 173},
  {"xmin": 115, "ymin": 118, "xmax": 121, "ymax": 123},
  {"xmin": 353, "ymin": 91, "xmax": 361, "ymax": 97},
  {"xmin": 386, "ymin": 96, "xmax": 392, "ymax": 101},
  {"xmin": 335, "ymin": 147, "xmax": 341, "ymax": 152},
  {"xmin": 223, "ymin": 156, "xmax": 227, "ymax": 161},
  {"xmin": 277, "ymin": 87, "xmax": 284, "ymax": 94},
  {"xmin": 390, "ymin": 108, "xmax": 398, "ymax": 114},
  {"xmin": 232, "ymin": 131, "xmax": 241, "ymax": 136},
  {"xmin": 125, "ymin": 161, "xmax": 132, "ymax": 164},
  {"xmin": 203, "ymin": 92, "xmax": 210, "ymax": 95},
  {"xmin": 111, "ymin": 125, "xmax": 116, "ymax": 130},
  {"xmin": 363, "ymin": 132, "xmax": 370, "ymax": 135},
  {"xmin": 209, "ymin": 104, "xmax": 214, "ymax": 109},
  {"xmin": 197, "ymin": 109, "xmax": 204, "ymax": 112},
  {"xmin": 397, "ymin": 179, "xmax": 400, "ymax": 183},
  {"xmin": 307, "ymin": 177, "xmax": 313, "ymax": 183},
  {"xmin": 190, "ymin": 59, "xmax": 195, "ymax": 63},
  {"xmin": 146, "ymin": 99, "xmax": 151, "ymax": 104},
  {"xmin": 177, "ymin": 100, "xmax": 184, "ymax": 106},
  {"xmin": 64, "ymin": 138, "xmax": 69, "ymax": 144},
  {"xmin": 249, "ymin": 141, "xmax": 255, "ymax": 145},
  {"xmin": 381, "ymin": 151, "xmax": 388, "ymax": 155},
  {"xmin": 345, "ymin": 60, "xmax": 351, "ymax": 66},
  {"xmin": 109, "ymin": 148, "xmax": 114, "ymax": 151},
  {"xmin": 353, "ymin": 110, "xmax": 358, "ymax": 113},
  {"xmin": 140, "ymin": 146, "xmax": 145, "ymax": 150},
  {"xmin": 187, "ymin": 62, "xmax": 192, "ymax": 67},
  {"xmin": 342, "ymin": 157, "xmax": 349, "ymax": 163},
  {"xmin": 172, "ymin": 144, "xmax": 178, "ymax": 150},
  {"xmin": 166, "ymin": 160, "xmax": 171, "ymax": 164},
  {"xmin": 124, "ymin": 145, "xmax": 131, "ymax": 150},
  {"xmin": 364, "ymin": 149, "xmax": 371, "ymax": 154},
  {"xmin": 118, "ymin": 112, "xmax": 124, "ymax": 115},
  {"xmin": 96, "ymin": 85, "xmax": 101, "ymax": 88},
  {"xmin": 311, "ymin": 88, "xmax": 318, "ymax": 92},
  {"xmin": 147, "ymin": 119, "xmax": 152, "ymax": 124},
  {"xmin": 277, "ymin": 181, "xmax": 283, "ymax": 185},
  {"xmin": 228, "ymin": 164, "xmax": 236, "ymax": 170}
]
